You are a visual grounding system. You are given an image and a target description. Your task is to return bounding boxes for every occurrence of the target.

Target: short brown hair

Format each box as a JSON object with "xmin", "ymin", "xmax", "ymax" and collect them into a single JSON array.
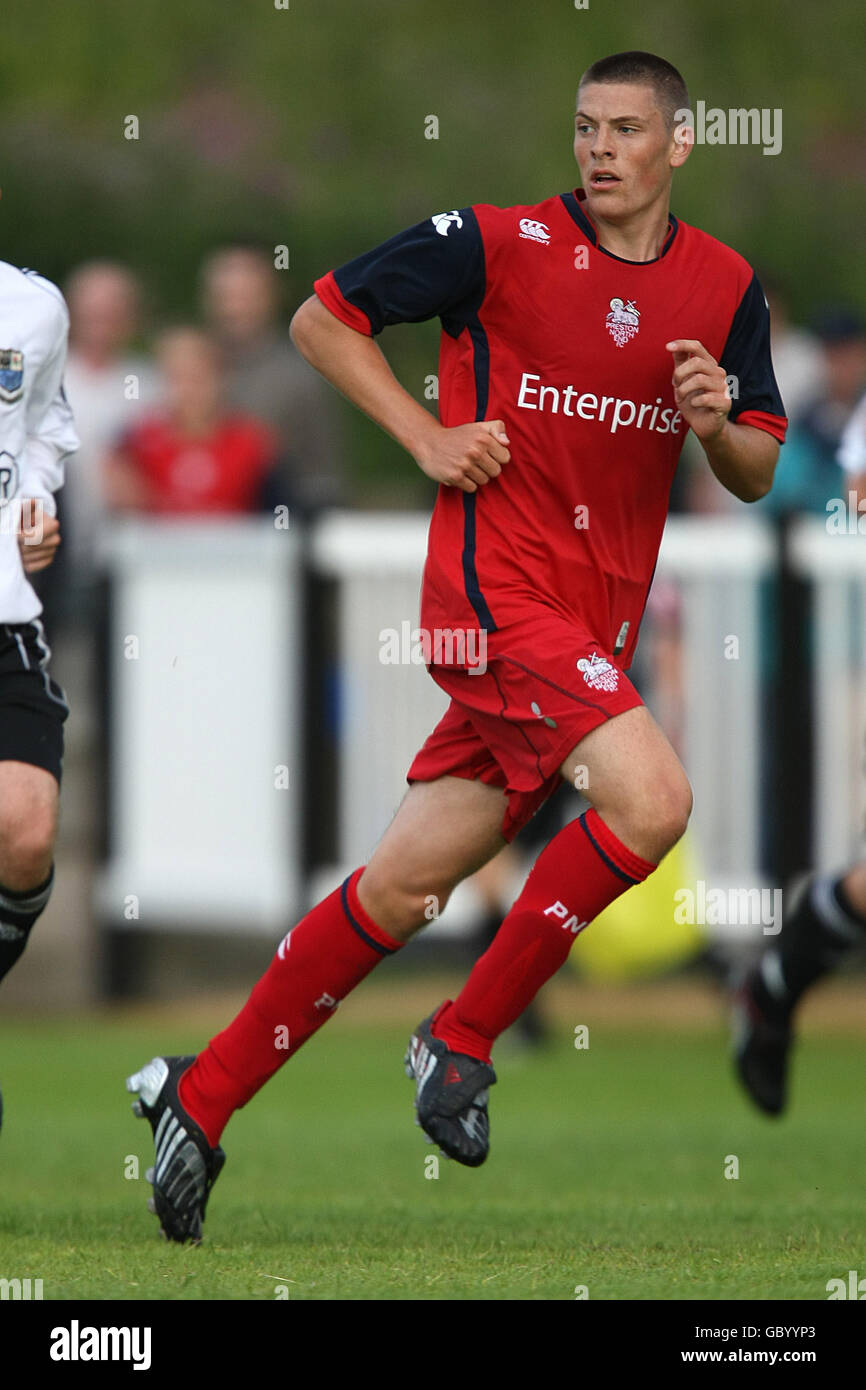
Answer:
[{"xmin": 578, "ymin": 51, "xmax": 689, "ymax": 130}]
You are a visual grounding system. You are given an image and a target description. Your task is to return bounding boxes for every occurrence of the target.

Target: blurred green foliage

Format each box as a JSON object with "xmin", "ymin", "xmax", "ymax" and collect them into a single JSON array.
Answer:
[{"xmin": 0, "ymin": 0, "xmax": 861, "ymax": 498}]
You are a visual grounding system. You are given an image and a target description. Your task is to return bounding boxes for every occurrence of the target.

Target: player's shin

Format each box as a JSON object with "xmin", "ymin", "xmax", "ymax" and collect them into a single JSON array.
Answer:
[
  {"xmin": 178, "ymin": 867, "xmax": 402, "ymax": 1145},
  {"xmin": 432, "ymin": 809, "xmax": 656, "ymax": 1061},
  {"xmin": 0, "ymin": 867, "xmax": 55, "ymax": 984}
]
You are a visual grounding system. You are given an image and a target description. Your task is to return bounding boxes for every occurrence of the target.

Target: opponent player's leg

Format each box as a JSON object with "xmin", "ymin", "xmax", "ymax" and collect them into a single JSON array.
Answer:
[
  {"xmin": 430, "ymin": 705, "xmax": 692, "ymax": 1072},
  {"xmin": 126, "ymin": 772, "xmax": 508, "ymax": 1241},
  {"xmin": 733, "ymin": 861, "xmax": 866, "ymax": 1115},
  {"xmin": 0, "ymin": 621, "xmax": 67, "ymax": 1136},
  {"xmin": 0, "ymin": 761, "xmax": 58, "ymax": 1138},
  {"xmin": 0, "ymin": 760, "xmax": 59, "ymax": 987}
]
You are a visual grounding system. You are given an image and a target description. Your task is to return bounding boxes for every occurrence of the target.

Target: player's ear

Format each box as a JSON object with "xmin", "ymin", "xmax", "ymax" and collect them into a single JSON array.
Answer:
[{"xmin": 670, "ymin": 114, "xmax": 693, "ymax": 169}]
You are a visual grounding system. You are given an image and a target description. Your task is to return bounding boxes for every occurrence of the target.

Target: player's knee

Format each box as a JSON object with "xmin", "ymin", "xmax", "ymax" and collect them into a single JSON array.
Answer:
[
  {"xmin": 637, "ymin": 770, "xmax": 692, "ymax": 859},
  {"xmin": 0, "ymin": 813, "xmax": 56, "ymax": 890},
  {"xmin": 606, "ymin": 767, "xmax": 692, "ymax": 863},
  {"xmin": 402, "ymin": 883, "xmax": 453, "ymax": 934},
  {"xmin": 358, "ymin": 864, "xmax": 452, "ymax": 940},
  {"xmin": 653, "ymin": 774, "xmax": 693, "ymax": 852}
]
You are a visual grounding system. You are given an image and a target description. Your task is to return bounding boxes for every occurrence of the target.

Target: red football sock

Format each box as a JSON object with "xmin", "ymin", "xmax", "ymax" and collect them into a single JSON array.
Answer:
[
  {"xmin": 179, "ymin": 867, "xmax": 401, "ymax": 1145},
  {"xmin": 433, "ymin": 809, "xmax": 656, "ymax": 1062}
]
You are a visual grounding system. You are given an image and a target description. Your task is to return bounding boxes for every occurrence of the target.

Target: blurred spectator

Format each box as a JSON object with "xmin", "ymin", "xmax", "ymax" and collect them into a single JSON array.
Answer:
[
  {"xmin": 838, "ymin": 388, "xmax": 866, "ymax": 495},
  {"xmin": 762, "ymin": 275, "xmax": 826, "ymax": 424},
  {"xmin": 62, "ymin": 261, "xmax": 158, "ymax": 592},
  {"xmin": 105, "ymin": 327, "xmax": 281, "ymax": 515},
  {"xmin": 757, "ymin": 307, "xmax": 866, "ymax": 515},
  {"xmin": 200, "ymin": 244, "xmax": 344, "ymax": 513}
]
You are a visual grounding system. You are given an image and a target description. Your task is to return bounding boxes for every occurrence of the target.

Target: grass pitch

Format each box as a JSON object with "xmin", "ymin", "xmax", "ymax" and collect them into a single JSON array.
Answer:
[{"xmin": 0, "ymin": 976, "xmax": 863, "ymax": 1301}]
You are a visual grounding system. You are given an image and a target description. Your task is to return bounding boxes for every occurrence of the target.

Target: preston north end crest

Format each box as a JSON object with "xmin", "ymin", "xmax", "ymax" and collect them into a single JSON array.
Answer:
[
  {"xmin": 0, "ymin": 349, "xmax": 24, "ymax": 403},
  {"xmin": 605, "ymin": 298, "xmax": 640, "ymax": 348},
  {"xmin": 577, "ymin": 651, "xmax": 620, "ymax": 692}
]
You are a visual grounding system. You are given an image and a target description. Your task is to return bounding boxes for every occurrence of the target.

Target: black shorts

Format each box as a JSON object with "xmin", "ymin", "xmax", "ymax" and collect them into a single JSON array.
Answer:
[{"xmin": 0, "ymin": 621, "xmax": 69, "ymax": 784}]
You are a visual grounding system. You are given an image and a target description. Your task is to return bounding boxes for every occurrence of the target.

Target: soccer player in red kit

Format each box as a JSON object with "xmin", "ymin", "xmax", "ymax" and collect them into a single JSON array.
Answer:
[{"xmin": 127, "ymin": 51, "xmax": 787, "ymax": 1242}]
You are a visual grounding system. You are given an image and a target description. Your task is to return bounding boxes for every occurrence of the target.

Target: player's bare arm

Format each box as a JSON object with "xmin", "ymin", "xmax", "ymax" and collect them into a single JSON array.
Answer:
[
  {"xmin": 699, "ymin": 421, "xmax": 778, "ymax": 503},
  {"xmin": 667, "ymin": 337, "xmax": 778, "ymax": 501},
  {"xmin": 16, "ymin": 499, "xmax": 60, "ymax": 574},
  {"xmin": 290, "ymin": 295, "xmax": 510, "ymax": 493}
]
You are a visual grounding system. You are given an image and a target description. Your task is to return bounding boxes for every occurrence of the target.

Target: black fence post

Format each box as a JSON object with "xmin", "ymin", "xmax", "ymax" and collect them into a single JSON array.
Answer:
[{"xmin": 772, "ymin": 510, "xmax": 813, "ymax": 884}]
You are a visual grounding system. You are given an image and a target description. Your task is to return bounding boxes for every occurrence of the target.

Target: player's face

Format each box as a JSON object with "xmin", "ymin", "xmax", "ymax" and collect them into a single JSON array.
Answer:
[{"xmin": 573, "ymin": 82, "xmax": 688, "ymax": 223}]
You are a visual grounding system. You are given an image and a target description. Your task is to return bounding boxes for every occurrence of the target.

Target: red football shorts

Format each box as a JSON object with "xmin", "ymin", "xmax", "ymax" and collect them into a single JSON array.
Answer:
[{"xmin": 406, "ymin": 609, "xmax": 643, "ymax": 841}]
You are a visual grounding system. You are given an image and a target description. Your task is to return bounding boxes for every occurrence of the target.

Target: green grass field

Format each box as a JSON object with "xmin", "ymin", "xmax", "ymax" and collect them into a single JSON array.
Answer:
[{"xmin": 0, "ymin": 978, "xmax": 863, "ymax": 1301}]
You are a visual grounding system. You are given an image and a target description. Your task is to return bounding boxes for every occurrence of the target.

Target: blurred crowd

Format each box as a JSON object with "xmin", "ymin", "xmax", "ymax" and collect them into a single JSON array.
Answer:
[{"xmin": 52, "ymin": 246, "xmax": 345, "ymax": 626}]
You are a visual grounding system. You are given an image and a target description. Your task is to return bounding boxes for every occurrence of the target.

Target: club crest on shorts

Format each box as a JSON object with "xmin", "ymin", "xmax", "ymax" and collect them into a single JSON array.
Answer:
[
  {"xmin": 577, "ymin": 651, "xmax": 620, "ymax": 692},
  {"xmin": 0, "ymin": 349, "xmax": 24, "ymax": 403},
  {"xmin": 605, "ymin": 298, "xmax": 640, "ymax": 347}
]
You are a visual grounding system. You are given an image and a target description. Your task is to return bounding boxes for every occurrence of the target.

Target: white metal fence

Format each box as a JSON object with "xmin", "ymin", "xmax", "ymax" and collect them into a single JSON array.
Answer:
[{"xmin": 97, "ymin": 519, "xmax": 302, "ymax": 932}]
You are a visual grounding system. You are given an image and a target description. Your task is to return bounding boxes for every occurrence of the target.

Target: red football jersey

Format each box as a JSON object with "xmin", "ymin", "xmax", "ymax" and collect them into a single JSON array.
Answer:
[
  {"xmin": 119, "ymin": 414, "xmax": 276, "ymax": 515},
  {"xmin": 315, "ymin": 190, "xmax": 786, "ymax": 667}
]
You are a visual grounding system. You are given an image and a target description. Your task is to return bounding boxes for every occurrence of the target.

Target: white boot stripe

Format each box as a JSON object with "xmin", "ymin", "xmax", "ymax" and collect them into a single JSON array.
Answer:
[
  {"xmin": 154, "ymin": 1110, "xmax": 177, "ymax": 1153},
  {"xmin": 156, "ymin": 1122, "xmax": 188, "ymax": 1182}
]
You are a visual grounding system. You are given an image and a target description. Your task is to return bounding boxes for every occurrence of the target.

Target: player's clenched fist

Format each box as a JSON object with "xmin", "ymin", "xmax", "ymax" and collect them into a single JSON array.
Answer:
[
  {"xmin": 415, "ymin": 419, "xmax": 511, "ymax": 493},
  {"xmin": 666, "ymin": 339, "xmax": 732, "ymax": 442}
]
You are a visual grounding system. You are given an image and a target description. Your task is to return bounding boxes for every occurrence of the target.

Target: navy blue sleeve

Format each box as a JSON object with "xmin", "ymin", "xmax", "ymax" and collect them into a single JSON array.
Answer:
[
  {"xmin": 329, "ymin": 208, "xmax": 486, "ymax": 338},
  {"xmin": 720, "ymin": 272, "xmax": 787, "ymax": 429}
]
